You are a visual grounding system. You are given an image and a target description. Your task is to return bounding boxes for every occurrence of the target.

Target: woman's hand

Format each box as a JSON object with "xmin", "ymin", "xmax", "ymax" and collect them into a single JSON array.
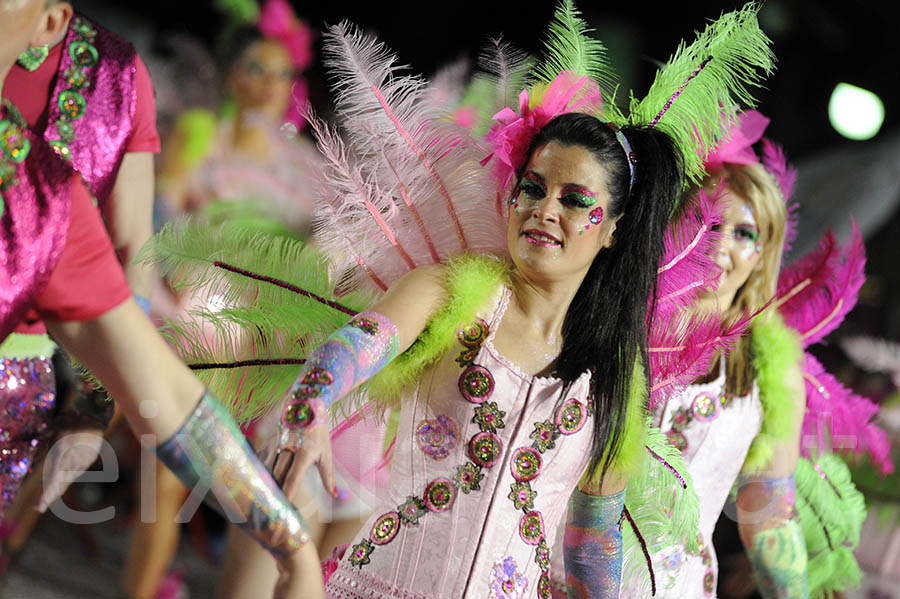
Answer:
[
  {"xmin": 267, "ymin": 402, "xmax": 337, "ymax": 502},
  {"xmin": 274, "ymin": 541, "xmax": 324, "ymax": 599},
  {"xmin": 38, "ymin": 428, "xmax": 105, "ymax": 512}
]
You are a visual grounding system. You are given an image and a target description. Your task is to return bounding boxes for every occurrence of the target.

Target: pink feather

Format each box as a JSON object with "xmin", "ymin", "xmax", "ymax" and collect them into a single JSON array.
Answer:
[
  {"xmin": 759, "ymin": 138, "xmax": 799, "ymax": 252},
  {"xmin": 802, "ymin": 353, "xmax": 894, "ymax": 474},
  {"xmin": 311, "ymin": 23, "xmax": 505, "ymax": 294},
  {"xmin": 655, "ymin": 186, "xmax": 726, "ymax": 320},
  {"xmin": 776, "ymin": 223, "xmax": 866, "ymax": 348}
]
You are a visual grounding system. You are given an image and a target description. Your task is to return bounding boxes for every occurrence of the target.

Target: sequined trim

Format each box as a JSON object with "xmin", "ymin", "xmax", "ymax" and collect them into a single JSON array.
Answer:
[
  {"xmin": 457, "ymin": 318, "xmax": 489, "ymax": 347},
  {"xmin": 423, "ymin": 478, "xmax": 456, "ymax": 512},
  {"xmin": 348, "ymin": 539, "xmax": 374, "ymax": 568},
  {"xmin": 529, "ymin": 420, "xmax": 560, "ymax": 453},
  {"xmin": 691, "ymin": 392, "xmax": 718, "ymax": 421},
  {"xmin": 458, "ymin": 365, "xmax": 494, "ymax": 403},
  {"xmin": 489, "ymin": 556, "xmax": 528, "ymax": 599},
  {"xmin": 281, "ymin": 400, "xmax": 314, "ymax": 428},
  {"xmin": 519, "ymin": 511, "xmax": 545, "ymax": 545},
  {"xmin": 350, "ymin": 315, "xmax": 380, "ymax": 335},
  {"xmin": 555, "ymin": 398, "xmax": 586, "ymax": 434},
  {"xmin": 665, "ymin": 430, "xmax": 688, "ymax": 452},
  {"xmin": 469, "ymin": 431, "xmax": 503, "ymax": 468},
  {"xmin": 453, "ymin": 461, "xmax": 484, "ymax": 493},
  {"xmin": 369, "ymin": 512, "xmax": 400, "ymax": 545},
  {"xmin": 301, "ymin": 367, "xmax": 334, "ymax": 386},
  {"xmin": 415, "ymin": 415, "xmax": 459, "ymax": 460},
  {"xmin": 49, "ymin": 17, "xmax": 98, "ymax": 161},
  {"xmin": 510, "ymin": 447, "xmax": 542, "ymax": 482}
]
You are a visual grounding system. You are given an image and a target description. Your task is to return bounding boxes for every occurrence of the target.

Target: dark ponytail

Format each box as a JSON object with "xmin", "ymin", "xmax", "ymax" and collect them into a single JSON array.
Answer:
[{"xmin": 524, "ymin": 113, "xmax": 683, "ymax": 479}]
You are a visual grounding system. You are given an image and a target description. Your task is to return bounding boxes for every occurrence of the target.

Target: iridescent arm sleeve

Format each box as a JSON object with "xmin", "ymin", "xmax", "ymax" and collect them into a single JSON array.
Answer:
[
  {"xmin": 279, "ymin": 312, "xmax": 399, "ymax": 430},
  {"xmin": 156, "ymin": 389, "xmax": 309, "ymax": 559},
  {"xmin": 738, "ymin": 474, "xmax": 809, "ymax": 599},
  {"xmin": 563, "ymin": 489, "xmax": 625, "ymax": 599}
]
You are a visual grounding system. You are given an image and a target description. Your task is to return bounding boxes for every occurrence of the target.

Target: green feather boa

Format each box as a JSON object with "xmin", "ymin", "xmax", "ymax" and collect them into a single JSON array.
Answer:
[{"xmin": 742, "ymin": 313, "xmax": 804, "ymax": 473}]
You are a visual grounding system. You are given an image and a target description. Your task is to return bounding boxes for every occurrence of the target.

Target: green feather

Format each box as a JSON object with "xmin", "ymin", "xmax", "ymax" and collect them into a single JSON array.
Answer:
[
  {"xmin": 795, "ymin": 455, "xmax": 866, "ymax": 598},
  {"xmin": 531, "ymin": 0, "xmax": 616, "ymax": 98},
  {"xmin": 625, "ymin": 2, "xmax": 775, "ymax": 187},
  {"xmin": 139, "ymin": 218, "xmax": 371, "ymax": 423},
  {"xmin": 214, "ymin": 0, "xmax": 259, "ymax": 24}
]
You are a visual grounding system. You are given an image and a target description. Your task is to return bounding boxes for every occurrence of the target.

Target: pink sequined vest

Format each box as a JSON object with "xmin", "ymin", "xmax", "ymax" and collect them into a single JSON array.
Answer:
[
  {"xmin": 326, "ymin": 288, "xmax": 595, "ymax": 599},
  {"xmin": 44, "ymin": 15, "xmax": 136, "ymax": 209},
  {"xmin": 0, "ymin": 106, "xmax": 72, "ymax": 341}
]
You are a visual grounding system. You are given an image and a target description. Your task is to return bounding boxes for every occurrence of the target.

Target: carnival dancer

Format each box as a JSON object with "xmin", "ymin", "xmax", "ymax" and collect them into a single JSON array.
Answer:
[
  {"xmin": 618, "ymin": 110, "xmax": 890, "ymax": 599},
  {"xmin": 143, "ymin": 2, "xmax": 775, "ymax": 596},
  {"xmin": 0, "ymin": 2, "xmax": 320, "ymax": 597}
]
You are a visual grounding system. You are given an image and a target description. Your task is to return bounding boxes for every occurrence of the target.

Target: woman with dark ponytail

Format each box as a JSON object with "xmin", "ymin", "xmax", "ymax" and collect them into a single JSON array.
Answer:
[{"xmin": 145, "ymin": 2, "xmax": 774, "ymax": 596}]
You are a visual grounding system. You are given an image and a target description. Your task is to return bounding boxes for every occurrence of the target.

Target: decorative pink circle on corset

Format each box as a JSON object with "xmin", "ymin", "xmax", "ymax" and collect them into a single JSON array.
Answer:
[
  {"xmin": 555, "ymin": 398, "xmax": 586, "ymax": 434},
  {"xmin": 415, "ymin": 415, "xmax": 460, "ymax": 460},
  {"xmin": 369, "ymin": 511, "xmax": 399, "ymax": 545},
  {"xmin": 510, "ymin": 447, "xmax": 542, "ymax": 482},
  {"xmin": 458, "ymin": 365, "xmax": 494, "ymax": 403},
  {"xmin": 519, "ymin": 510, "xmax": 545, "ymax": 545},
  {"xmin": 423, "ymin": 478, "xmax": 456, "ymax": 512},
  {"xmin": 458, "ymin": 318, "xmax": 489, "ymax": 348},
  {"xmin": 468, "ymin": 431, "xmax": 502, "ymax": 468}
]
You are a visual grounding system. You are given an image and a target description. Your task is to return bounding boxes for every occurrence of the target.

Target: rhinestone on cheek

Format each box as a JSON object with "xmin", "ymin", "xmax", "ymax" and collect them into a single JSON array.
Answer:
[
  {"xmin": 369, "ymin": 511, "xmax": 400, "ymax": 545},
  {"xmin": 510, "ymin": 446, "xmax": 542, "ymax": 482},
  {"xmin": 423, "ymin": 478, "xmax": 456, "ymax": 512},
  {"xmin": 555, "ymin": 398, "xmax": 586, "ymax": 435},
  {"xmin": 457, "ymin": 319, "xmax": 489, "ymax": 347},
  {"xmin": 519, "ymin": 511, "xmax": 545, "ymax": 545},
  {"xmin": 468, "ymin": 431, "xmax": 503, "ymax": 468},
  {"xmin": 458, "ymin": 365, "xmax": 494, "ymax": 403}
]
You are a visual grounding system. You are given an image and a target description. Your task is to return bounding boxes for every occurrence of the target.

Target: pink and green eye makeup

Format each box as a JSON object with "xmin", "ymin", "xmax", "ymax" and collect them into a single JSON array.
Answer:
[{"xmin": 562, "ymin": 185, "xmax": 603, "ymax": 235}]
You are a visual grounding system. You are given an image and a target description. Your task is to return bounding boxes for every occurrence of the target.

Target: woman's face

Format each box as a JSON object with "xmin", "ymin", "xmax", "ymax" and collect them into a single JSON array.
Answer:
[
  {"xmin": 227, "ymin": 39, "xmax": 295, "ymax": 119},
  {"xmin": 506, "ymin": 141, "xmax": 618, "ymax": 284},
  {"xmin": 712, "ymin": 192, "xmax": 763, "ymax": 303}
]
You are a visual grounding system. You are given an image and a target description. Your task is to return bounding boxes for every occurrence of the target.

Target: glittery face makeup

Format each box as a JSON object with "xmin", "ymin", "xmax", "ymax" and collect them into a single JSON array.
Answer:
[
  {"xmin": 506, "ymin": 142, "xmax": 617, "ymax": 280},
  {"xmin": 708, "ymin": 194, "xmax": 764, "ymax": 302}
]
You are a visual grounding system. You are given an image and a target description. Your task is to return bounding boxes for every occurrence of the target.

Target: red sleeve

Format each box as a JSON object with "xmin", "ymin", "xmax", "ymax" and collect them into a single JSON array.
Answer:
[
  {"xmin": 125, "ymin": 54, "xmax": 161, "ymax": 154},
  {"xmin": 33, "ymin": 177, "xmax": 132, "ymax": 322}
]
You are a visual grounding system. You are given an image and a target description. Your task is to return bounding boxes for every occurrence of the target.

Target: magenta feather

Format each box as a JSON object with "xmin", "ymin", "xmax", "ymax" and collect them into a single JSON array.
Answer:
[
  {"xmin": 776, "ymin": 223, "xmax": 866, "ymax": 348},
  {"xmin": 802, "ymin": 353, "xmax": 893, "ymax": 474},
  {"xmin": 759, "ymin": 138, "xmax": 799, "ymax": 252},
  {"xmin": 655, "ymin": 186, "xmax": 726, "ymax": 321}
]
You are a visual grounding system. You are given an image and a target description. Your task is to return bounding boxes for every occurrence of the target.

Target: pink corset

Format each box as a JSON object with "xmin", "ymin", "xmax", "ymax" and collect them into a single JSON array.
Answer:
[
  {"xmin": 326, "ymin": 288, "xmax": 594, "ymax": 599},
  {"xmin": 647, "ymin": 363, "xmax": 762, "ymax": 598}
]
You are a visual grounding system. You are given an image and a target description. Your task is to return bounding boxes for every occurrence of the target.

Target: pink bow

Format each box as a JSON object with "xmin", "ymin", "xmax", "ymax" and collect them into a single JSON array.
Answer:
[
  {"xmin": 704, "ymin": 109, "xmax": 770, "ymax": 170},
  {"xmin": 258, "ymin": 0, "xmax": 315, "ymax": 72},
  {"xmin": 484, "ymin": 71, "xmax": 604, "ymax": 193}
]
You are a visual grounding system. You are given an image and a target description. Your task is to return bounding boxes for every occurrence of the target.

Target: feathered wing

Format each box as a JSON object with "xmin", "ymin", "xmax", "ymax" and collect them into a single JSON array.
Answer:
[
  {"xmin": 311, "ymin": 22, "xmax": 505, "ymax": 296},
  {"xmin": 140, "ymin": 218, "xmax": 372, "ymax": 423},
  {"xmin": 621, "ymin": 424, "xmax": 701, "ymax": 598},
  {"xmin": 776, "ymin": 224, "xmax": 866, "ymax": 347},
  {"xmin": 621, "ymin": 3, "xmax": 775, "ymax": 187}
]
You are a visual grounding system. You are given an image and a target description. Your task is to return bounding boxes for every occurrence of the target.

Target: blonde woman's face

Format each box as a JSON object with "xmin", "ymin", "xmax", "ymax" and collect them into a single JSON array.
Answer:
[
  {"xmin": 713, "ymin": 192, "xmax": 763, "ymax": 301},
  {"xmin": 228, "ymin": 39, "xmax": 294, "ymax": 119}
]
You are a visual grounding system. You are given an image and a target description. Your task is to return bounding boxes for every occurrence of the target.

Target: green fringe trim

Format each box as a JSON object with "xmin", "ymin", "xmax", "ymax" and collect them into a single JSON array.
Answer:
[
  {"xmin": 622, "ymin": 421, "xmax": 702, "ymax": 596},
  {"xmin": 360, "ymin": 254, "xmax": 511, "ymax": 413},
  {"xmin": 0, "ymin": 333, "xmax": 56, "ymax": 360},
  {"xmin": 742, "ymin": 313, "xmax": 804, "ymax": 473},
  {"xmin": 795, "ymin": 454, "xmax": 866, "ymax": 598}
]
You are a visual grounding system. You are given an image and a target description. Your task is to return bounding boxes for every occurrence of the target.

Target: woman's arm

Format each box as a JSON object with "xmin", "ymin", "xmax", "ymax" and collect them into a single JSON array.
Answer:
[
  {"xmin": 268, "ymin": 264, "xmax": 448, "ymax": 498},
  {"xmin": 737, "ymin": 359, "xmax": 809, "ymax": 599}
]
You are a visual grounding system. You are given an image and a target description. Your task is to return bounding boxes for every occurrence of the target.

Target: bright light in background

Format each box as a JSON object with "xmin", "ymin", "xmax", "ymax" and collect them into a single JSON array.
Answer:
[{"xmin": 829, "ymin": 83, "xmax": 885, "ymax": 140}]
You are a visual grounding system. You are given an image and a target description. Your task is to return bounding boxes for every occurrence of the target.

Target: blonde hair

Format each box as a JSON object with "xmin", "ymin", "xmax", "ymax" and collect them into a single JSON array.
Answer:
[{"xmin": 707, "ymin": 162, "xmax": 787, "ymax": 394}]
